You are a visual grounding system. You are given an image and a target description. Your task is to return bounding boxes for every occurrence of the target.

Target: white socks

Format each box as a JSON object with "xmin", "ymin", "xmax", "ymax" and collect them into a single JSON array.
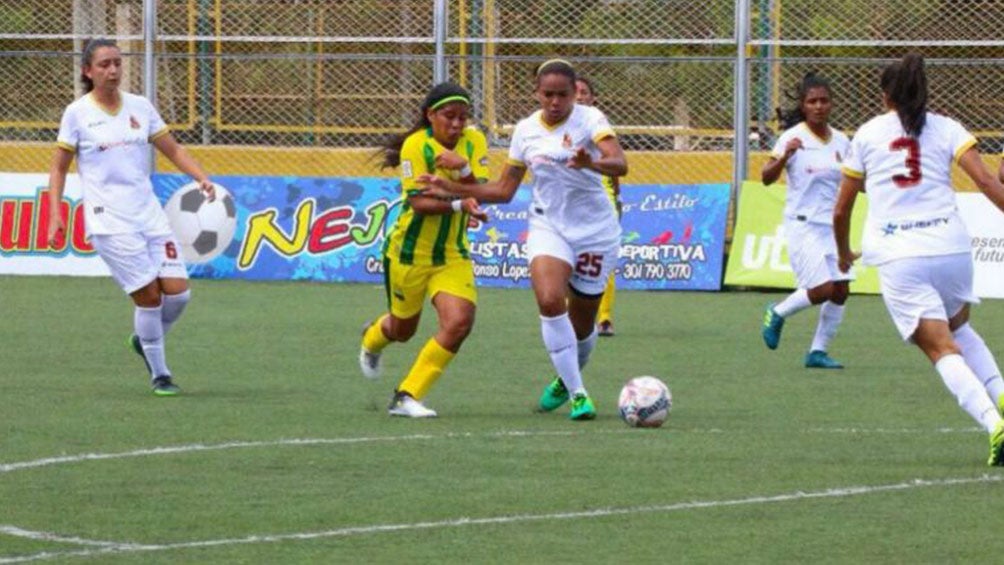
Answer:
[
  {"xmin": 161, "ymin": 290, "xmax": 191, "ymax": 335},
  {"xmin": 541, "ymin": 313, "xmax": 586, "ymax": 396},
  {"xmin": 578, "ymin": 328, "xmax": 598, "ymax": 370},
  {"xmin": 934, "ymin": 354, "xmax": 1001, "ymax": 433},
  {"xmin": 774, "ymin": 288, "xmax": 813, "ymax": 318},
  {"xmin": 135, "ymin": 304, "xmax": 170, "ymax": 379},
  {"xmin": 953, "ymin": 323, "xmax": 1004, "ymax": 406},
  {"xmin": 810, "ymin": 302, "xmax": 845, "ymax": 353}
]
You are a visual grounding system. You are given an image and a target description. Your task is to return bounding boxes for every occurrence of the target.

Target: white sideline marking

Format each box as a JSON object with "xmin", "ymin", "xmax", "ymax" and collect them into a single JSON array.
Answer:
[
  {"xmin": 0, "ymin": 430, "xmax": 605, "ymax": 475},
  {"xmin": 0, "ymin": 426, "xmax": 981, "ymax": 476},
  {"xmin": 1, "ymin": 474, "xmax": 1000, "ymax": 563}
]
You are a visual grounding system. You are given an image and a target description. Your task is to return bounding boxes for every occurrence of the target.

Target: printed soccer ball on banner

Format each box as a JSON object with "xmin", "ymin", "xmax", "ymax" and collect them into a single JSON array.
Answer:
[
  {"xmin": 618, "ymin": 376, "xmax": 672, "ymax": 428},
  {"xmin": 164, "ymin": 182, "xmax": 238, "ymax": 264}
]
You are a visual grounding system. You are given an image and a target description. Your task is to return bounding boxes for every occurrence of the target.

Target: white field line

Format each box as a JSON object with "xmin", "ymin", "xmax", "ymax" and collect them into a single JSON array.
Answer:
[
  {"xmin": 1, "ymin": 474, "xmax": 1001, "ymax": 564},
  {"xmin": 0, "ymin": 426, "xmax": 982, "ymax": 476}
]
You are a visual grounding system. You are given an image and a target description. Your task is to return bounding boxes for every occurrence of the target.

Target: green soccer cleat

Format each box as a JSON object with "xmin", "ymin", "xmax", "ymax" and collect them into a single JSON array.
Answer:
[
  {"xmin": 989, "ymin": 421, "xmax": 1004, "ymax": 466},
  {"xmin": 569, "ymin": 393, "xmax": 596, "ymax": 420},
  {"xmin": 997, "ymin": 394, "xmax": 1004, "ymax": 417},
  {"xmin": 761, "ymin": 303, "xmax": 785, "ymax": 350},
  {"xmin": 805, "ymin": 350, "xmax": 844, "ymax": 369},
  {"xmin": 538, "ymin": 377, "xmax": 570, "ymax": 412},
  {"xmin": 151, "ymin": 375, "xmax": 181, "ymax": 397}
]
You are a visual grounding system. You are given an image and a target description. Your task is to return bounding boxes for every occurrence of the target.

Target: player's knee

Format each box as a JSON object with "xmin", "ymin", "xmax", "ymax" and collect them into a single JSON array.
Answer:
[
  {"xmin": 442, "ymin": 314, "xmax": 474, "ymax": 342},
  {"xmin": 130, "ymin": 281, "xmax": 162, "ymax": 307},
  {"xmin": 830, "ymin": 283, "xmax": 849, "ymax": 304}
]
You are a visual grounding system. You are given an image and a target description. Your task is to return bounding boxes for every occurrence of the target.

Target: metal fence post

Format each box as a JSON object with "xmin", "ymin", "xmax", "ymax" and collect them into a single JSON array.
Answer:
[
  {"xmin": 433, "ymin": 0, "xmax": 447, "ymax": 84},
  {"xmin": 143, "ymin": 0, "xmax": 157, "ymax": 171},
  {"xmin": 732, "ymin": 0, "xmax": 750, "ymax": 217}
]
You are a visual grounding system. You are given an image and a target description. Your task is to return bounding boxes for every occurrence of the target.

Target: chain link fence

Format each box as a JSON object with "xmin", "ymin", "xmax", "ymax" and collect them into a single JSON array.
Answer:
[{"xmin": 2, "ymin": 0, "xmax": 1003, "ymax": 188}]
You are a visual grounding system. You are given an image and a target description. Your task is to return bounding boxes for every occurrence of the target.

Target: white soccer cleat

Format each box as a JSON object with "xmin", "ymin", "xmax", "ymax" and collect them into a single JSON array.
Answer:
[
  {"xmin": 388, "ymin": 393, "xmax": 437, "ymax": 418},
  {"xmin": 359, "ymin": 346, "xmax": 383, "ymax": 379}
]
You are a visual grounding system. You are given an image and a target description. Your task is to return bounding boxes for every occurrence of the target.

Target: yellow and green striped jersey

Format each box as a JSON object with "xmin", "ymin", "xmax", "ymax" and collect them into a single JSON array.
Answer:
[{"xmin": 384, "ymin": 125, "xmax": 489, "ymax": 265}]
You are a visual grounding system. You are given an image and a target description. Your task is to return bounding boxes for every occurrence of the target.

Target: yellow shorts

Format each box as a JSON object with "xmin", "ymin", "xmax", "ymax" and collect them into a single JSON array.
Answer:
[{"xmin": 384, "ymin": 257, "xmax": 478, "ymax": 319}]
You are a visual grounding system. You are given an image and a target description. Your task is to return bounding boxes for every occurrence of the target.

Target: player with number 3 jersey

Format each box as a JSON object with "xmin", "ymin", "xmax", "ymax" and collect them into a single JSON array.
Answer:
[
  {"xmin": 834, "ymin": 53, "xmax": 1004, "ymax": 466},
  {"xmin": 418, "ymin": 59, "xmax": 628, "ymax": 420}
]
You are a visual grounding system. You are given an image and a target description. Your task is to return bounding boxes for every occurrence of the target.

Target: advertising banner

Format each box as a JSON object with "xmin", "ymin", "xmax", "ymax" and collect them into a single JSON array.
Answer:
[
  {"xmin": 725, "ymin": 181, "xmax": 1004, "ymax": 298},
  {"xmin": 154, "ymin": 174, "xmax": 729, "ymax": 290},
  {"xmin": 0, "ymin": 173, "xmax": 109, "ymax": 277},
  {"xmin": 2, "ymin": 172, "xmax": 728, "ymax": 290}
]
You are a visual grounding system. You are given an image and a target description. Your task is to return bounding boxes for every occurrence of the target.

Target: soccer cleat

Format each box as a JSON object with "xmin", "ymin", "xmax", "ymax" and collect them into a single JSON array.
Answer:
[
  {"xmin": 128, "ymin": 334, "xmax": 152, "ymax": 374},
  {"xmin": 761, "ymin": 303, "xmax": 785, "ymax": 350},
  {"xmin": 804, "ymin": 350, "xmax": 844, "ymax": 369},
  {"xmin": 569, "ymin": 393, "xmax": 596, "ymax": 421},
  {"xmin": 359, "ymin": 346, "xmax": 383, "ymax": 379},
  {"xmin": 387, "ymin": 391, "xmax": 437, "ymax": 418},
  {"xmin": 358, "ymin": 320, "xmax": 383, "ymax": 379},
  {"xmin": 988, "ymin": 421, "xmax": 1004, "ymax": 466},
  {"xmin": 597, "ymin": 320, "xmax": 615, "ymax": 337},
  {"xmin": 151, "ymin": 375, "xmax": 181, "ymax": 396},
  {"xmin": 538, "ymin": 377, "xmax": 570, "ymax": 412}
]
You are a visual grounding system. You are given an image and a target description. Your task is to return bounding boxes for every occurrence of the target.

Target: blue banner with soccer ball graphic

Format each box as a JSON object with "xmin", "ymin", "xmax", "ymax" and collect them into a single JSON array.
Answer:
[{"xmin": 151, "ymin": 174, "xmax": 729, "ymax": 290}]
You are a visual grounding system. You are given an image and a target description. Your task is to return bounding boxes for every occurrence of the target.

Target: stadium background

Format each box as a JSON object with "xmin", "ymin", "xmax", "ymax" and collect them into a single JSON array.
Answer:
[{"xmin": 2, "ymin": 0, "xmax": 1003, "ymax": 192}]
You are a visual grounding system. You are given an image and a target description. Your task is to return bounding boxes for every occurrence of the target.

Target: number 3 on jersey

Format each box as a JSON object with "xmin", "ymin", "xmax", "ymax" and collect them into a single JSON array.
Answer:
[
  {"xmin": 575, "ymin": 253, "xmax": 603, "ymax": 277},
  {"xmin": 890, "ymin": 137, "xmax": 922, "ymax": 188}
]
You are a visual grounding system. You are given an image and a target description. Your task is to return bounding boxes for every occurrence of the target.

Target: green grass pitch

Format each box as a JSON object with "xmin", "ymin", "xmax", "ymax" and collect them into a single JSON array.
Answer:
[{"xmin": 2, "ymin": 275, "xmax": 1004, "ymax": 562}]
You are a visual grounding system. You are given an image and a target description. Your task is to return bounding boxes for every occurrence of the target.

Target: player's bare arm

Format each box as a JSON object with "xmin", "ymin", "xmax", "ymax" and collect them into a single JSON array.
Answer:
[
  {"xmin": 153, "ymin": 133, "xmax": 215, "ymax": 201},
  {"xmin": 833, "ymin": 174, "xmax": 863, "ymax": 273},
  {"xmin": 46, "ymin": 146, "xmax": 74, "ymax": 245},
  {"xmin": 568, "ymin": 137, "xmax": 627, "ymax": 177},
  {"xmin": 418, "ymin": 163, "xmax": 525, "ymax": 204},
  {"xmin": 761, "ymin": 137, "xmax": 803, "ymax": 185},
  {"xmin": 959, "ymin": 148, "xmax": 1004, "ymax": 213}
]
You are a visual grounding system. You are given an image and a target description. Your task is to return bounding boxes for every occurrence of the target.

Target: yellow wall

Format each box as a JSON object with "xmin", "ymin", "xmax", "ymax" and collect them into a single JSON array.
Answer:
[{"xmin": 2, "ymin": 142, "xmax": 996, "ymax": 190}]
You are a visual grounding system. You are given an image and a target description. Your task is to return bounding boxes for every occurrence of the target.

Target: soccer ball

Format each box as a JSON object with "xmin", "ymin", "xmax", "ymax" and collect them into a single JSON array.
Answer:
[
  {"xmin": 164, "ymin": 182, "xmax": 238, "ymax": 264},
  {"xmin": 618, "ymin": 376, "xmax": 671, "ymax": 428}
]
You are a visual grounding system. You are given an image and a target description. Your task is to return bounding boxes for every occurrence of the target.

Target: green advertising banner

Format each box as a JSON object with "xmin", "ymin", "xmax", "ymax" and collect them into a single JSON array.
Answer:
[{"xmin": 724, "ymin": 181, "xmax": 880, "ymax": 293}]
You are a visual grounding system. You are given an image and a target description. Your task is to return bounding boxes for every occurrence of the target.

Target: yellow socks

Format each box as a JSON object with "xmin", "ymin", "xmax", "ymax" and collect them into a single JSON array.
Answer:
[
  {"xmin": 598, "ymin": 273, "xmax": 616, "ymax": 322},
  {"xmin": 362, "ymin": 315, "xmax": 391, "ymax": 353},
  {"xmin": 398, "ymin": 338, "xmax": 455, "ymax": 400}
]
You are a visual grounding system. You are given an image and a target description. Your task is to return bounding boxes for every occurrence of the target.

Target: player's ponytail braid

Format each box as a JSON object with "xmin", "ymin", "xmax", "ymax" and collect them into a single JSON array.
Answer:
[
  {"xmin": 881, "ymin": 52, "xmax": 928, "ymax": 137},
  {"xmin": 377, "ymin": 82, "xmax": 471, "ymax": 169}
]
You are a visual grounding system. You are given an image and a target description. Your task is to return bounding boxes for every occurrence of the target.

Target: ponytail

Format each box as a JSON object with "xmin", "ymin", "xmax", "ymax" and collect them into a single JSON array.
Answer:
[{"xmin": 881, "ymin": 52, "xmax": 927, "ymax": 137}]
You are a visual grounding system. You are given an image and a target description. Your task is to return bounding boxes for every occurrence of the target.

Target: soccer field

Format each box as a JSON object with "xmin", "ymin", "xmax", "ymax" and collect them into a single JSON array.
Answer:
[{"xmin": 2, "ymin": 276, "xmax": 1003, "ymax": 563}]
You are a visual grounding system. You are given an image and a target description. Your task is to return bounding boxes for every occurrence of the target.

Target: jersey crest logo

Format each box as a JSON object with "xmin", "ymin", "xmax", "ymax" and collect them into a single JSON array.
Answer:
[
  {"xmin": 562, "ymin": 133, "xmax": 572, "ymax": 148},
  {"xmin": 129, "ymin": 115, "xmax": 141, "ymax": 129}
]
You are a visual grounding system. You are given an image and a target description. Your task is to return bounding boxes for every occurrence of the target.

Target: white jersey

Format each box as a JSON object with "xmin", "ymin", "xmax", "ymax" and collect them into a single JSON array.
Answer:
[
  {"xmin": 57, "ymin": 91, "xmax": 171, "ymax": 235},
  {"xmin": 771, "ymin": 122, "xmax": 849, "ymax": 225},
  {"xmin": 843, "ymin": 111, "xmax": 976, "ymax": 266},
  {"xmin": 508, "ymin": 104, "xmax": 621, "ymax": 245}
]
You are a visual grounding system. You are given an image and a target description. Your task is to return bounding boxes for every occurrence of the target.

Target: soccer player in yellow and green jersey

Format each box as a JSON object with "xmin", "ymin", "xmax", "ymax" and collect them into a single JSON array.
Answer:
[{"xmin": 358, "ymin": 82, "xmax": 489, "ymax": 418}]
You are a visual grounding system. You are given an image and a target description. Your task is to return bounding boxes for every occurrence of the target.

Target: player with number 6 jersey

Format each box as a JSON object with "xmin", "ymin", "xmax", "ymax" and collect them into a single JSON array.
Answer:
[
  {"xmin": 418, "ymin": 59, "xmax": 628, "ymax": 420},
  {"xmin": 835, "ymin": 53, "xmax": 1004, "ymax": 466},
  {"xmin": 46, "ymin": 39, "xmax": 216, "ymax": 396}
]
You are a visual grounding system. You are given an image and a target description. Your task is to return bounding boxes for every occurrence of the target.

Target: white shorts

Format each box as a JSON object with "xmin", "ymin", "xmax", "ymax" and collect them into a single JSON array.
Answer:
[
  {"xmin": 526, "ymin": 220, "xmax": 618, "ymax": 297},
  {"xmin": 878, "ymin": 253, "xmax": 979, "ymax": 341},
  {"xmin": 785, "ymin": 219, "xmax": 854, "ymax": 289},
  {"xmin": 91, "ymin": 230, "xmax": 188, "ymax": 295}
]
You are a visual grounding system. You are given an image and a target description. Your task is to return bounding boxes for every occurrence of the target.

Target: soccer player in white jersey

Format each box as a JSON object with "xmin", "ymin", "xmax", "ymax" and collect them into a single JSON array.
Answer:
[
  {"xmin": 418, "ymin": 59, "xmax": 628, "ymax": 420},
  {"xmin": 46, "ymin": 39, "xmax": 216, "ymax": 396},
  {"xmin": 761, "ymin": 73, "xmax": 852, "ymax": 369},
  {"xmin": 834, "ymin": 53, "xmax": 1004, "ymax": 466}
]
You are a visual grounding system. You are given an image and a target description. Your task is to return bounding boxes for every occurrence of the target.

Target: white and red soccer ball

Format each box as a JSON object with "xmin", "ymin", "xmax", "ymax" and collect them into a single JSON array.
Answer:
[{"xmin": 618, "ymin": 376, "xmax": 672, "ymax": 428}]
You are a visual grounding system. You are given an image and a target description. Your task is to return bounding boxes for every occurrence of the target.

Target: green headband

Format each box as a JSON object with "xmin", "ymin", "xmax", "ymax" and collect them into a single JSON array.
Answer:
[
  {"xmin": 536, "ymin": 58, "xmax": 574, "ymax": 76},
  {"xmin": 430, "ymin": 95, "xmax": 470, "ymax": 110}
]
